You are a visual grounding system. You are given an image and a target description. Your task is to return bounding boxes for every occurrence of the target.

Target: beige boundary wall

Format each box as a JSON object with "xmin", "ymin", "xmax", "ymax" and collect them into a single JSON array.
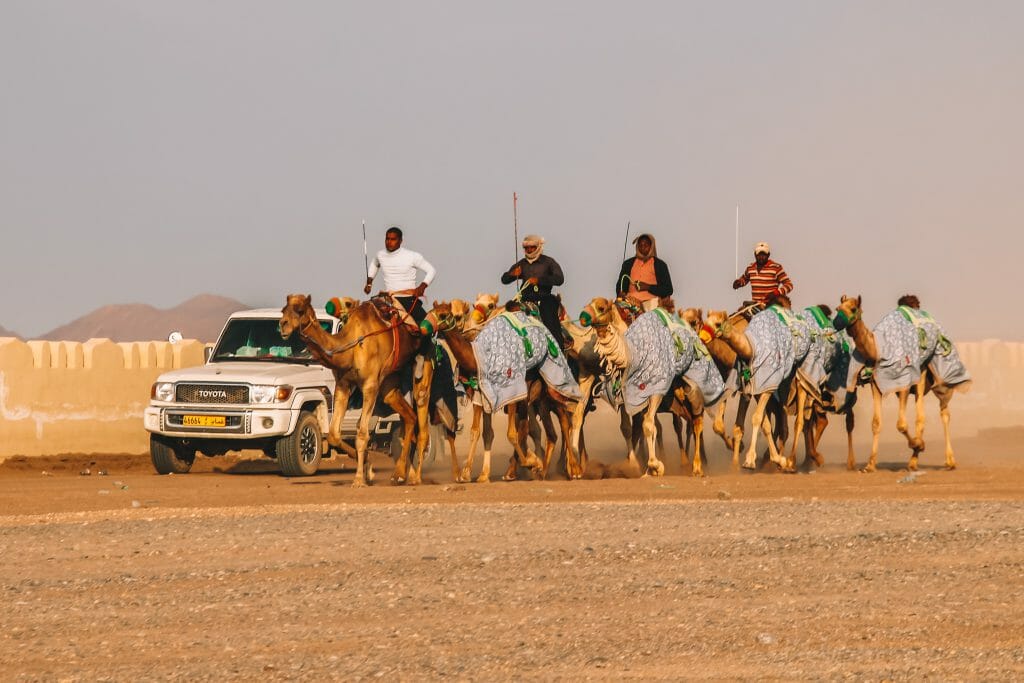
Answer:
[
  {"xmin": 0, "ymin": 337, "xmax": 1020, "ymax": 459},
  {"xmin": 0, "ymin": 337, "xmax": 205, "ymax": 458}
]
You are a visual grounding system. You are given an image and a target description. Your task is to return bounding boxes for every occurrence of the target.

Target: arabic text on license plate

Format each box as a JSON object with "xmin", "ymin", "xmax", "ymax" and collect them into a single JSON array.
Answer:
[{"xmin": 183, "ymin": 415, "xmax": 226, "ymax": 427}]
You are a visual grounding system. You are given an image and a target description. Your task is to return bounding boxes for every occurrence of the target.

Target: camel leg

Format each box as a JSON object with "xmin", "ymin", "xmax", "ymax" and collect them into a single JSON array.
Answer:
[
  {"xmin": 845, "ymin": 409, "xmax": 856, "ymax": 471},
  {"xmin": 570, "ymin": 375, "xmax": 594, "ymax": 471},
  {"xmin": 907, "ymin": 376, "xmax": 927, "ymax": 470},
  {"xmin": 690, "ymin": 410, "xmax": 705, "ymax": 477},
  {"xmin": 326, "ymin": 383, "xmax": 352, "ymax": 450},
  {"xmin": 445, "ymin": 429, "xmax": 460, "ymax": 483},
  {"xmin": 380, "ymin": 379, "xmax": 417, "ymax": 486},
  {"xmin": 478, "ymin": 412, "xmax": 495, "ymax": 482},
  {"xmin": 866, "ymin": 383, "xmax": 883, "ymax": 473},
  {"xmin": 788, "ymin": 388, "xmax": 807, "ymax": 471},
  {"xmin": 761, "ymin": 405, "xmax": 788, "ymax": 470},
  {"xmin": 742, "ymin": 393, "xmax": 772, "ymax": 470},
  {"xmin": 808, "ymin": 406, "xmax": 828, "ymax": 467},
  {"xmin": 712, "ymin": 397, "xmax": 733, "ymax": 450},
  {"xmin": 643, "ymin": 402, "xmax": 665, "ymax": 477},
  {"xmin": 409, "ymin": 355, "xmax": 435, "ymax": 485},
  {"xmin": 537, "ymin": 400, "xmax": 558, "ymax": 480},
  {"xmin": 674, "ymin": 413, "xmax": 689, "ymax": 468},
  {"xmin": 732, "ymin": 393, "xmax": 750, "ymax": 470},
  {"xmin": 353, "ymin": 381, "xmax": 381, "ymax": 487},
  {"xmin": 936, "ymin": 386, "xmax": 957, "ymax": 470},
  {"xmin": 556, "ymin": 398, "xmax": 582, "ymax": 479},
  {"xmin": 619, "ymin": 407, "xmax": 638, "ymax": 469},
  {"xmin": 461, "ymin": 403, "xmax": 483, "ymax": 482}
]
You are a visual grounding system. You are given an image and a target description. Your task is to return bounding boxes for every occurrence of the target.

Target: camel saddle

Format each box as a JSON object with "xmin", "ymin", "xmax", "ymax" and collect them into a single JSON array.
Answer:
[{"xmin": 368, "ymin": 294, "xmax": 423, "ymax": 336}]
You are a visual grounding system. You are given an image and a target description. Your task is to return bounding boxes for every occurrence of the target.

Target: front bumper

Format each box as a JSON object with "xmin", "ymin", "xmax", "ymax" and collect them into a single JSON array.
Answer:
[{"xmin": 144, "ymin": 406, "xmax": 299, "ymax": 440}]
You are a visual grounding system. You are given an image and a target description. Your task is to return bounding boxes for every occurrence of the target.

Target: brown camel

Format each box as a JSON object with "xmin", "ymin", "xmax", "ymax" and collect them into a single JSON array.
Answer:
[
  {"xmin": 832, "ymin": 295, "xmax": 967, "ymax": 472},
  {"xmin": 680, "ymin": 307, "xmax": 753, "ymax": 463},
  {"xmin": 705, "ymin": 305, "xmax": 794, "ymax": 472},
  {"xmin": 579, "ymin": 297, "xmax": 708, "ymax": 477},
  {"xmin": 279, "ymin": 294, "xmax": 440, "ymax": 487},
  {"xmin": 422, "ymin": 301, "xmax": 583, "ymax": 482}
]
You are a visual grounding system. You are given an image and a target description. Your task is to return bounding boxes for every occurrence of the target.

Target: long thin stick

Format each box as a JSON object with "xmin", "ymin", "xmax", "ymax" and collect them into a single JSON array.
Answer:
[
  {"xmin": 622, "ymin": 220, "xmax": 631, "ymax": 262},
  {"xmin": 513, "ymin": 192, "xmax": 519, "ymax": 261},
  {"xmin": 362, "ymin": 219, "xmax": 368, "ymax": 280},
  {"xmin": 734, "ymin": 205, "xmax": 740, "ymax": 279}
]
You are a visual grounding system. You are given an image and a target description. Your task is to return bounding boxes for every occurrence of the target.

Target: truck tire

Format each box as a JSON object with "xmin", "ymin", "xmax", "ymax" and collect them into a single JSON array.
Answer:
[
  {"xmin": 276, "ymin": 411, "xmax": 322, "ymax": 476},
  {"xmin": 150, "ymin": 435, "xmax": 195, "ymax": 475}
]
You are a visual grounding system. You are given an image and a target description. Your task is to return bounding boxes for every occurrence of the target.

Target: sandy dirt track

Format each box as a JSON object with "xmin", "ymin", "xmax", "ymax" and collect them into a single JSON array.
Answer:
[{"xmin": 2, "ymin": 425, "xmax": 1023, "ymax": 680}]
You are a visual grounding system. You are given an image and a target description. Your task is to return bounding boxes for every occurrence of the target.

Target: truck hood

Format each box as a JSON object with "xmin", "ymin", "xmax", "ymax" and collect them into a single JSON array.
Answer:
[{"xmin": 154, "ymin": 361, "xmax": 332, "ymax": 387}]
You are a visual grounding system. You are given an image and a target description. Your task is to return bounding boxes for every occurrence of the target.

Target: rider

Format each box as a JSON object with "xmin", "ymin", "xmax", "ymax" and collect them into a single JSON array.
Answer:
[
  {"xmin": 501, "ymin": 234, "xmax": 569, "ymax": 348},
  {"xmin": 363, "ymin": 226, "xmax": 436, "ymax": 327},
  {"xmin": 732, "ymin": 241, "xmax": 794, "ymax": 307},
  {"xmin": 615, "ymin": 233, "xmax": 674, "ymax": 312}
]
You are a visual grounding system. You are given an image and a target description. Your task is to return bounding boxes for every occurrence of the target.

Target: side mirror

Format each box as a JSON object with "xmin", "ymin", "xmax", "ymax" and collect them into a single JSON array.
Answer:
[{"xmin": 203, "ymin": 346, "xmax": 214, "ymax": 362}]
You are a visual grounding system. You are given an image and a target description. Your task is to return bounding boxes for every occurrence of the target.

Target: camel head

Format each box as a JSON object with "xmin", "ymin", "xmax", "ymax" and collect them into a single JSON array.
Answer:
[
  {"xmin": 680, "ymin": 307, "xmax": 703, "ymax": 330},
  {"xmin": 579, "ymin": 297, "xmax": 616, "ymax": 330},
  {"xmin": 325, "ymin": 296, "xmax": 359, "ymax": 326},
  {"xmin": 705, "ymin": 309, "xmax": 734, "ymax": 338},
  {"xmin": 448, "ymin": 299, "xmax": 471, "ymax": 330},
  {"xmin": 471, "ymin": 293, "xmax": 500, "ymax": 324},
  {"xmin": 833, "ymin": 295, "xmax": 863, "ymax": 331},
  {"xmin": 421, "ymin": 301, "xmax": 459, "ymax": 337},
  {"xmin": 659, "ymin": 296, "xmax": 676, "ymax": 314},
  {"xmin": 279, "ymin": 294, "xmax": 316, "ymax": 339}
]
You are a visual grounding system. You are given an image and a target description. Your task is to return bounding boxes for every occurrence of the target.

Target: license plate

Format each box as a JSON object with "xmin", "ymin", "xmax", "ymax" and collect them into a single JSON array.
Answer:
[{"xmin": 182, "ymin": 415, "xmax": 226, "ymax": 427}]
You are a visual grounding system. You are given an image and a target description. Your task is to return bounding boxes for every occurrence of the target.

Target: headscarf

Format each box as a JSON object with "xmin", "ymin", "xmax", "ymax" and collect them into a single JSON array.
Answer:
[
  {"xmin": 632, "ymin": 233, "xmax": 657, "ymax": 260},
  {"xmin": 522, "ymin": 234, "xmax": 545, "ymax": 263}
]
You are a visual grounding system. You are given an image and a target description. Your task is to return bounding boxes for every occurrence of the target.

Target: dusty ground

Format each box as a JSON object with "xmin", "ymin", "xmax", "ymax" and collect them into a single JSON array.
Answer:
[{"xmin": 2, "ymin": 415, "xmax": 1023, "ymax": 680}]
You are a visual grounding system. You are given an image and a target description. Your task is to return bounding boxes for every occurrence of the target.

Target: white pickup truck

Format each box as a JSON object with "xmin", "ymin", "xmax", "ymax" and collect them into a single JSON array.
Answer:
[{"xmin": 143, "ymin": 307, "xmax": 405, "ymax": 476}]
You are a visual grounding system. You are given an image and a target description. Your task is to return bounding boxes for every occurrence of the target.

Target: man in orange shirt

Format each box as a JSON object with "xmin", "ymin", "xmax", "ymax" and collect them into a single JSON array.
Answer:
[
  {"xmin": 615, "ymin": 233, "xmax": 674, "ymax": 311},
  {"xmin": 732, "ymin": 241, "xmax": 794, "ymax": 306}
]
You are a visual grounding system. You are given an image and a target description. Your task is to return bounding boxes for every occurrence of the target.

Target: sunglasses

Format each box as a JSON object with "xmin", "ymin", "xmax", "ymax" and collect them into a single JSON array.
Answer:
[{"xmin": 523, "ymin": 244, "xmax": 538, "ymax": 251}]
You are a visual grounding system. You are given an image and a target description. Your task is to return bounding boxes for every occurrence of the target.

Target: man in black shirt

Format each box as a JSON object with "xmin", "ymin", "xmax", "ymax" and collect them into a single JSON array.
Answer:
[{"xmin": 501, "ymin": 234, "xmax": 568, "ymax": 348}]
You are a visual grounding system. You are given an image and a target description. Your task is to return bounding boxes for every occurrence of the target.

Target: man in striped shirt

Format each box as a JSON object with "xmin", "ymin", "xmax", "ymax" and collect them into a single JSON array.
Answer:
[{"xmin": 732, "ymin": 241, "xmax": 794, "ymax": 305}]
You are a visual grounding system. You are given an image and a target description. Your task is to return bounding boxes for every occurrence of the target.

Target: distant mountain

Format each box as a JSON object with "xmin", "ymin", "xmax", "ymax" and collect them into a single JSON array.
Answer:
[
  {"xmin": 40, "ymin": 294, "xmax": 250, "ymax": 343},
  {"xmin": 0, "ymin": 324, "xmax": 21, "ymax": 339}
]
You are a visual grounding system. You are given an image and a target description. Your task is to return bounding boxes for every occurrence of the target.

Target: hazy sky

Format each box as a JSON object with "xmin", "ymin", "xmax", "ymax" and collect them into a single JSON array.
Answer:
[{"xmin": 2, "ymin": 1, "xmax": 1021, "ymax": 340}]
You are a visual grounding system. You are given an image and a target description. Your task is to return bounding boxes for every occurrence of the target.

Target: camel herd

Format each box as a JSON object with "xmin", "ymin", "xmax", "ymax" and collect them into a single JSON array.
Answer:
[{"xmin": 279, "ymin": 291, "xmax": 972, "ymax": 487}]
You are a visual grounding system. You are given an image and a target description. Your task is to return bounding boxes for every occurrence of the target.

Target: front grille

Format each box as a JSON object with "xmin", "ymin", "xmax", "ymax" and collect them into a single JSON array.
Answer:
[{"xmin": 176, "ymin": 383, "xmax": 249, "ymax": 404}]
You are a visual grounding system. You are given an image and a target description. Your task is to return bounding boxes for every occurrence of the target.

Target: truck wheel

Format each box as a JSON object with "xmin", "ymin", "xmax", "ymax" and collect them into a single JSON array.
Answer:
[
  {"xmin": 276, "ymin": 411, "xmax": 322, "ymax": 476},
  {"xmin": 150, "ymin": 435, "xmax": 195, "ymax": 475}
]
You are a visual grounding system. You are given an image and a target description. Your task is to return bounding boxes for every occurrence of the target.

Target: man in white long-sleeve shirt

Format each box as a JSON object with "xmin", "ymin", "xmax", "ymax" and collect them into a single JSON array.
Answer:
[{"xmin": 363, "ymin": 226, "xmax": 436, "ymax": 327}]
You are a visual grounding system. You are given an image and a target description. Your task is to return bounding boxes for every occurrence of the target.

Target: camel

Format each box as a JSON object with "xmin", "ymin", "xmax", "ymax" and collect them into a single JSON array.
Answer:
[
  {"xmin": 679, "ymin": 307, "xmax": 753, "ymax": 464},
  {"xmin": 785, "ymin": 304, "xmax": 858, "ymax": 471},
  {"xmin": 579, "ymin": 297, "xmax": 723, "ymax": 477},
  {"xmin": 706, "ymin": 297, "xmax": 811, "ymax": 471},
  {"xmin": 422, "ymin": 301, "xmax": 584, "ymax": 481},
  {"xmin": 279, "ymin": 294, "xmax": 442, "ymax": 487},
  {"xmin": 832, "ymin": 295, "xmax": 971, "ymax": 472}
]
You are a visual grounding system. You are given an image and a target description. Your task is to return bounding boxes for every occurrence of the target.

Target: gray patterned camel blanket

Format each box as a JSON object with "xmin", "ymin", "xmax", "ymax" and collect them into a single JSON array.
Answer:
[
  {"xmin": 472, "ymin": 312, "xmax": 581, "ymax": 413},
  {"xmin": 745, "ymin": 305, "xmax": 812, "ymax": 397},
  {"xmin": 795, "ymin": 306, "xmax": 849, "ymax": 403},
  {"xmin": 603, "ymin": 309, "xmax": 724, "ymax": 416},
  {"xmin": 870, "ymin": 306, "xmax": 971, "ymax": 396}
]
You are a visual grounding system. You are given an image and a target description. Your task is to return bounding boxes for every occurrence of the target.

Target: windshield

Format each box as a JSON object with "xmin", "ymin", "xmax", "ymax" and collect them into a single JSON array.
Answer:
[{"xmin": 211, "ymin": 319, "xmax": 331, "ymax": 363}]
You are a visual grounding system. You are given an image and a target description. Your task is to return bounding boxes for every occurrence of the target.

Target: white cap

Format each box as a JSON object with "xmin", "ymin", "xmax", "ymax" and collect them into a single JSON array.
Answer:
[{"xmin": 754, "ymin": 241, "xmax": 770, "ymax": 255}]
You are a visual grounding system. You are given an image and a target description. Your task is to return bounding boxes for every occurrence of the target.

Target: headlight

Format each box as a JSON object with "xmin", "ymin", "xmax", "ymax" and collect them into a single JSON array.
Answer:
[
  {"xmin": 151, "ymin": 382, "xmax": 175, "ymax": 402},
  {"xmin": 251, "ymin": 384, "xmax": 293, "ymax": 404}
]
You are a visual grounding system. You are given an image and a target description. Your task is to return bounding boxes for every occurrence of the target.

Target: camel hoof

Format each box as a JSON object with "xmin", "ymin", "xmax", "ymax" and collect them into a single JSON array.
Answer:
[
  {"xmin": 390, "ymin": 475, "xmax": 406, "ymax": 485},
  {"xmin": 501, "ymin": 473, "xmax": 517, "ymax": 482},
  {"xmin": 860, "ymin": 465, "xmax": 876, "ymax": 473},
  {"xmin": 475, "ymin": 473, "xmax": 491, "ymax": 483},
  {"xmin": 351, "ymin": 478, "xmax": 367, "ymax": 488},
  {"xmin": 741, "ymin": 460, "xmax": 757, "ymax": 471}
]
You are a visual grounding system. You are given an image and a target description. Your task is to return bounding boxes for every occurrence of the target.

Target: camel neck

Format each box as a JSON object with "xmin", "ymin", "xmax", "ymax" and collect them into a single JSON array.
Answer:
[
  {"xmin": 716, "ymin": 323, "xmax": 753, "ymax": 362},
  {"xmin": 846, "ymin": 317, "xmax": 879, "ymax": 363},
  {"xmin": 441, "ymin": 327, "xmax": 477, "ymax": 375}
]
